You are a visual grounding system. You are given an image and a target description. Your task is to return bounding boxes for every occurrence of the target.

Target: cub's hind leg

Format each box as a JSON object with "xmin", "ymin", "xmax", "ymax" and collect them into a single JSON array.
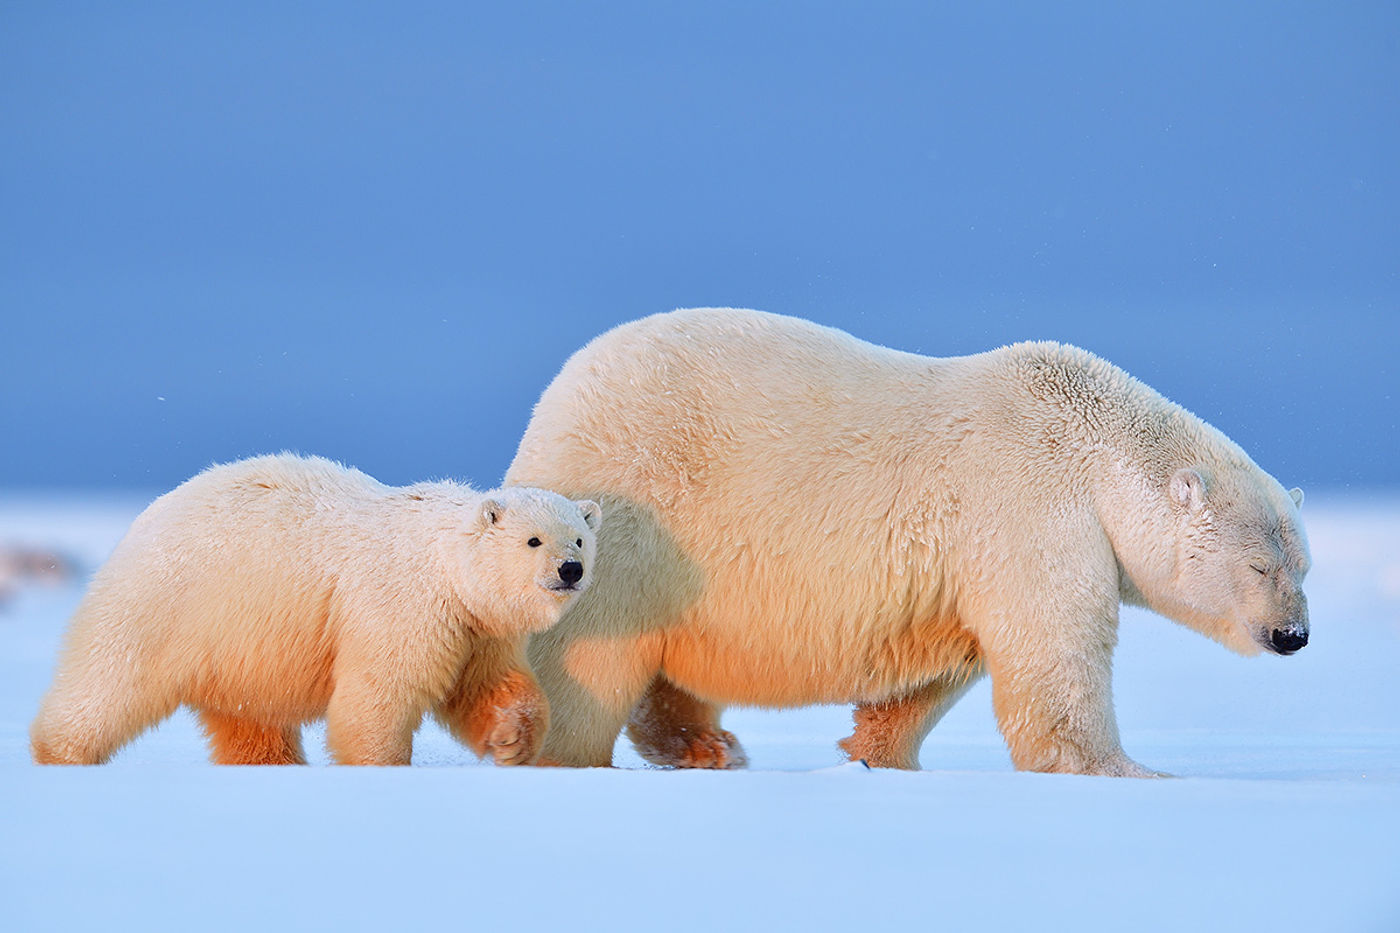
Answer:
[
  {"xmin": 199, "ymin": 711, "xmax": 306, "ymax": 765},
  {"xmin": 31, "ymin": 655, "xmax": 180, "ymax": 765},
  {"xmin": 626, "ymin": 676, "xmax": 747, "ymax": 770}
]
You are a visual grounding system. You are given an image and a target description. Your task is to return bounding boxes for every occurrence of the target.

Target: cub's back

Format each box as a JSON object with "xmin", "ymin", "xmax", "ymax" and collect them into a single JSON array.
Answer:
[{"xmin": 85, "ymin": 456, "xmax": 389, "ymax": 648}]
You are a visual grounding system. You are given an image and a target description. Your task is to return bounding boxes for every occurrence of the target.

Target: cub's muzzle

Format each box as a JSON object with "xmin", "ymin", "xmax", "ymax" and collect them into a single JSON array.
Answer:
[{"xmin": 557, "ymin": 560, "xmax": 584, "ymax": 587}]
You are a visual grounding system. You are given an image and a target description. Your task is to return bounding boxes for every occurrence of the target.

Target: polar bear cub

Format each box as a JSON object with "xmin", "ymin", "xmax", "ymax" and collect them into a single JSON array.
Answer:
[{"xmin": 31, "ymin": 454, "xmax": 601, "ymax": 766}]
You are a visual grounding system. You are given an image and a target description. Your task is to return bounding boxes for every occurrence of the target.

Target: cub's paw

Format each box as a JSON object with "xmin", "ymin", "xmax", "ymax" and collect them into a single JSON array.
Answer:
[{"xmin": 484, "ymin": 694, "xmax": 546, "ymax": 766}]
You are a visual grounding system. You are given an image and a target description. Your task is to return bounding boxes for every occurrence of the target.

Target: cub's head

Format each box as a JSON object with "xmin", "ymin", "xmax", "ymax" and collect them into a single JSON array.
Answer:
[
  {"xmin": 457, "ymin": 488, "xmax": 601, "ymax": 636},
  {"xmin": 1158, "ymin": 466, "xmax": 1311, "ymax": 656}
]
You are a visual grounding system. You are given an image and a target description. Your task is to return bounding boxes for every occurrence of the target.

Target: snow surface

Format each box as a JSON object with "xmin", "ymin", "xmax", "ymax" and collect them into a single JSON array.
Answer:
[{"xmin": 3, "ymin": 493, "xmax": 1398, "ymax": 932}]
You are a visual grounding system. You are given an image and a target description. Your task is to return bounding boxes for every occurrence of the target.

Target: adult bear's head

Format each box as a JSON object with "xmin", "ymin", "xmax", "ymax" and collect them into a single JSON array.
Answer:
[
  {"xmin": 1158, "ymin": 466, "xmax": 1311, "ymax": 656},
  {"xmin": 1108, "ymin": 456, "xmax": 1312, "ymax": 657},
  {"xmin": 1024, "ymin": 343, "xmax": 1314, "ymax": 658}
]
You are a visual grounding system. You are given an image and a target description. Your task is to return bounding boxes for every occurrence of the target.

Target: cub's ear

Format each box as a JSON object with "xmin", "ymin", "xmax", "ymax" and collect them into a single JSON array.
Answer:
[
  {"xmin": 1288, "ymin": 487, "xmax": 1305, "ymax": 508},
  {"xmin": 477, "ymin": 498, "xmax": 505, "ymax": 530},
  {"xmin": 1170, "ymin": 468, "xmax": 1207, "ymax": 513},
  {"xmin": 576, "ymin": 499, "xmax": 602, "ymax": 531}
]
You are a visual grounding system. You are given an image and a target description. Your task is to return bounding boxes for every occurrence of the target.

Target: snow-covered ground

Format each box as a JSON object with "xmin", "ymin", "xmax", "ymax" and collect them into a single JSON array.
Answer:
[{"xmin": 3, "ymin": 493, "xmax": 1398, "ymax": 931}]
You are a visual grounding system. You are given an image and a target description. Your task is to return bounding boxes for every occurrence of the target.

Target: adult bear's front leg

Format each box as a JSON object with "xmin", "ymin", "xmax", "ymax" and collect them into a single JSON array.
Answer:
[{"xmin": 975, "ymin": 587, "xmax": 1163, "ymax": 778}]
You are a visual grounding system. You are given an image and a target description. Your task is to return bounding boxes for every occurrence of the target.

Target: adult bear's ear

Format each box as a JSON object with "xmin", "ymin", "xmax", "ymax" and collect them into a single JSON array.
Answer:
[
  {"xmin": 1170, "ymin": 468, "xmax": 1207, "ymax": 513},
  {"xmin": 477, "ymin": 498, "xmax": 505, "ymax": 529},
  {"xmin": 1288, "ymin": 487, "xmax": 1305, "ymax": 508},
  {"xmin": 576, "ymin": 499, "xmax": 602, "ymax": 531}
]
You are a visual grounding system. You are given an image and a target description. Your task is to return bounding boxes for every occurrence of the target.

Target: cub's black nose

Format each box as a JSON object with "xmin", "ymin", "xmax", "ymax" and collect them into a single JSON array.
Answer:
[
  {"xmin": 1270, "ymin": 628, "xmax": 1308, "ymax": 654},
  {"xmin": 558, "ymin": 561, "xmax": 584, "ymax": 586}
]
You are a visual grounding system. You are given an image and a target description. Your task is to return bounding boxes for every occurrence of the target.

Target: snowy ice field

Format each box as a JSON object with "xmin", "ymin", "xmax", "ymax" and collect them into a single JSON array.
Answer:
[{"xmin": 2, "ymin": 492, "xmax": 1398, "ymax": 932}]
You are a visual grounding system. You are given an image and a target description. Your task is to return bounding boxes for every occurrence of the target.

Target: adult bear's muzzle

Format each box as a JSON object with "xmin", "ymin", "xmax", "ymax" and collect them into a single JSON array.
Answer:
[{"xmin": 1268, "ymin": 624, "xmax": 1309, "ymax": 655}]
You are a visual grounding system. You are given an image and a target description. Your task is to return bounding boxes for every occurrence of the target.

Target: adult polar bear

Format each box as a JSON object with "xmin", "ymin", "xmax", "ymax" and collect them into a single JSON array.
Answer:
[{"xmin": 507, "ymin": 308, "xmax": 1311, "ymax": 776}]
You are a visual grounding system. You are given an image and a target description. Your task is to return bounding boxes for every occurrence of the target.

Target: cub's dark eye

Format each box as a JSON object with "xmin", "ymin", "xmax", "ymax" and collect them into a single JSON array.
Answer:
[
  {"xmin": 1250, "ymin": 562, "xmax": 1268, "ymax": 575},
  {"xmin": 528, "ymin": 537, "xmax": 542, "ymax": 548},
  {"xmin": 576, "ymin": 538, "xmax": 583, "ymax": 548}
]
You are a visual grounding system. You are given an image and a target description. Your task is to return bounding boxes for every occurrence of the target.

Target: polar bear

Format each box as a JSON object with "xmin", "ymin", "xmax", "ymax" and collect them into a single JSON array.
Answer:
[
  {"xmin": 31, "ymin": 454, "xmax": 601, "ymax": 766},
  {"xmin": 505, "ymin": 308, "xmax": 1310, "ymax": 776}
]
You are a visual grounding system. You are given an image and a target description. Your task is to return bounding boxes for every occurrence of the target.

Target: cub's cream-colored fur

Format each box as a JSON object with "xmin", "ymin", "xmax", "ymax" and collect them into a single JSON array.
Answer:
[
  {"xmin": 506, "ymin": 308, "xmax": 1310, "ymax": 776},
  {"xmin": 31, "ymin": 454, "xmax": 600, "ymax": 766}
]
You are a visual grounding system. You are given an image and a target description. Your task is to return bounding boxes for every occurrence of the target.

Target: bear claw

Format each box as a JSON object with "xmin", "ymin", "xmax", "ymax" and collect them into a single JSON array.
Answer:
[
  {"xmin": 484, "ymin": 708, "xmax": 540, "ymax": 766},
  {"xmin": 634, "ymin": 729, "xmax": 748, "ymax": 770}
]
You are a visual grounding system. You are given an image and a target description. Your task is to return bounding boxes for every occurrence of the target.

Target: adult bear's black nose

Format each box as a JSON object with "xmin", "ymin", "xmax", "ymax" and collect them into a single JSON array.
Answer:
[
  {"xmin": 558, "ymin": 561, "xmax": 584, "ymax": 586},
  {"xmin": 1270, "ymin": 627, "xmax": 1308, "ymax": 655}
]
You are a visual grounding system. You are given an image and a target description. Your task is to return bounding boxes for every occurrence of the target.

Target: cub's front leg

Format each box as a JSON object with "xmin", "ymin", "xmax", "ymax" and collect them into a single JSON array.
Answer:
[{"xmin": 434, "ymin": 636, "xmax": 549, "ymax": 766}]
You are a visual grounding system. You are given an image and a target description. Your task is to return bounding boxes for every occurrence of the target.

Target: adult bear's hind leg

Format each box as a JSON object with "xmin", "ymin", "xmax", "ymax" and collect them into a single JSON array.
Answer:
[
  {"xmin": 514, "ymin": 494, "xmax": 705, "ymax": 768},
  {"xmin": 840, "ymin": 668, "xmax": 984, "ymax": 770},
  {"xmin": 626, "ymin": 676, "xmax": 747, "ymax": 769},
  {"xmin": 529, "ymin": 622, "xmax": 664, "ymax": 768},
  {"xmin": 199, "ymin": 711, "xmax": 306, "ymax": 765}
]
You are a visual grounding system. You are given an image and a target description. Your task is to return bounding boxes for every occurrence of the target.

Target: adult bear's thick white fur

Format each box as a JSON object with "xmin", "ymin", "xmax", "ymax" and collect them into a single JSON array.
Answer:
[{"xmin": 506, "ymin": 309, "xmax": 1311, "ymax": 776}]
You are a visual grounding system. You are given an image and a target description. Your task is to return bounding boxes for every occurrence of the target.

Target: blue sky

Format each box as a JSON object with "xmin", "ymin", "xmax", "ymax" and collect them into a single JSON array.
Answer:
[{"xmin": 2, "ymin": 3, "xmax": 1396, "ymax": 490}]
